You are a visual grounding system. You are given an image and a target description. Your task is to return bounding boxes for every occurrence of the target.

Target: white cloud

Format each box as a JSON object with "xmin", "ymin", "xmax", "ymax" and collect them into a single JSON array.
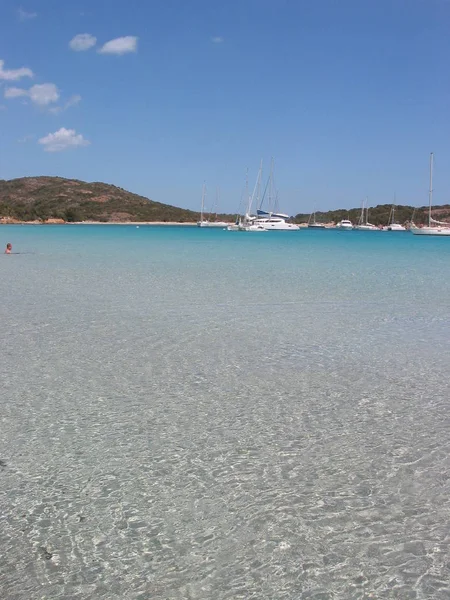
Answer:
[
  {"xmin": 38, "ymin": 127, "xmax": 90, "ymax": 152},
  {"xmin": 4, "ymin": 87, "xmax": 28, "ymax": 98},
  {"xmin": 18, "ymin": 7, "xmax": 37, "ymax": 21},
  {"xmin": 49, "ymin": 94, "xmax": 82, "ymax": 114},
  {"xmin": 69, "ymin": 33, "xmax": 97, "ymax": 51},
  {"xmin": 98, "ymin": 36, "xmax": 138, "ymax": 55},
  {"xmin": 211, "ymin": 36, "xmax": 224, "ymax": 43},
  {"xmin": 5, "ymin": 83, "xmax": 59, "ymax": 106},
  {"xmin": 29, "ymin": 83, "xmax": 59, "ymax": 106},
  {"xmin": 0, "ymin": 59, "xmax": 33, "ymax": 81}
]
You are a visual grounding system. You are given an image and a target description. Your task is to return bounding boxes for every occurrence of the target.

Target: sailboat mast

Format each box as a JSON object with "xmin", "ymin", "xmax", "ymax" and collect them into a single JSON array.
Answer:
[
  {"xmin": 269, "ymin": 157, "xmax": 274, "ymax": 213},
  {"xmin": 215, "ymin": 186, "xmax": 219, "ymax": 219},
  {"xmin": 429, "ymin": 152, "xmax": 434, "ymax": 227},
  {"xmin": 256, "ymin": 159, "xmax": 263, "ymax": 212},
  {"xmin": 200, "ymin": 182, "xmax": 206, "ymax": 222}
]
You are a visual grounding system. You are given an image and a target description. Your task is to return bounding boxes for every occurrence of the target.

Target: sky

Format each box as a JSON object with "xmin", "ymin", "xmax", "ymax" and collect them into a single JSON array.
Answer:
[{"xmin": 1, "ymin": 0, "xmax": 450, "ymax": 215}]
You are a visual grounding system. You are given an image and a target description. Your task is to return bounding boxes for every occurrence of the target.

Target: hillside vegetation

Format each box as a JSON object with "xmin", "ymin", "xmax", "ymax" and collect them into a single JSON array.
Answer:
[
  {"xmin": 294, "ymin": 203, "xmax": 450, "ymax": 226},
  {"xmin": 0, "ymin": 176, "xmax": 201, "ymax": 223},
  {"xmin": 1, "ymin": 176, "xmax": 450, "ymax": 225}
]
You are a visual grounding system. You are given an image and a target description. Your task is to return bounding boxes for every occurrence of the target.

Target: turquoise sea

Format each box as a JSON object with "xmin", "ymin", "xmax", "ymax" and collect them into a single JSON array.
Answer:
[{"xmin": 1, "ymin": 225, "xmax": 450, "ymax": 599}]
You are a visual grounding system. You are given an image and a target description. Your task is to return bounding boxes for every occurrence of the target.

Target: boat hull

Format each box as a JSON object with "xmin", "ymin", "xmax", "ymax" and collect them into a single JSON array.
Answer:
[
  {"xmin": 197, "ymin": 221, "xmax": 229, "ymax": 228},
  {"xmin": 411, "ymin": 226, "xmax": 450, "ymax": 236},
  {"xmin": 387, "ymin": 224, "xmax": 406, "ymax": 231}
]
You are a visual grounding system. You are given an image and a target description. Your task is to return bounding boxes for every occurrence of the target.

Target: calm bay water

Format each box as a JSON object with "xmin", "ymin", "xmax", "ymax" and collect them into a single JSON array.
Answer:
[{"xmin": 1, "ymin": 225, "xmax": 449, "ymax": 599}]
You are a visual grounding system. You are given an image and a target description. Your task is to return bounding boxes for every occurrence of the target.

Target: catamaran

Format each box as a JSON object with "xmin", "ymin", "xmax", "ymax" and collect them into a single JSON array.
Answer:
[
  {"xmin": 248, "ymin": 159, "xmax": 299, "ymax": 231},
  {"xmin": 411, "ymin": 153, "xmax": 450, "ymax": 236},
  {"xmin": 197, "ymin": 184, "xmax": 228, "ymax": 228},
  {"xmin": 230, "ymin": 160, "xmax": 298, "ymax": 231}
]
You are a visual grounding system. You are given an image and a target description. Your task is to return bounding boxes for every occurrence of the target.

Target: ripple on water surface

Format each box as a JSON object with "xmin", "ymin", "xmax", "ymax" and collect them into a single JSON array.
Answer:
[{"xmin": 1, "ymin": 226, "xmax": 450, "ymax": 599}]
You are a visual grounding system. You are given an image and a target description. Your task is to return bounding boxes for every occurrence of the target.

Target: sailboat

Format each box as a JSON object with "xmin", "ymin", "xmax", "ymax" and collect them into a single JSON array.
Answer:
[
  {"xmin": 307, "ymin": 208, "xmax": 326, "ymax": 228},
  {"xmin": 411, "ymin": 153, "xmax": 450, "ymax": 236},
  {"xmin": 355, "ymin": 198, "xmax": 378, "ymax": 231},
  {"xmin": 385, "ymin": 201, "xmax": 406, "ymax": 231},
  {"xmin": 197, "ymin": 184, "xmax": 228, "ymax": 228},
  {"xmin": 227, "ymin": 164, "xmax": 267, "ymax": 231},
  {"xmin": 245, "ymin": 159, "xmax": 299, "ymax": 231}
]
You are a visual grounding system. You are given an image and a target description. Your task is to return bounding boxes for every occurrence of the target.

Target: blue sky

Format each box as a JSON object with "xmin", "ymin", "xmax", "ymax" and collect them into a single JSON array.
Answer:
[{"xmin": 1, "ymin": 0, "xmax": 450, "ymax": 214}]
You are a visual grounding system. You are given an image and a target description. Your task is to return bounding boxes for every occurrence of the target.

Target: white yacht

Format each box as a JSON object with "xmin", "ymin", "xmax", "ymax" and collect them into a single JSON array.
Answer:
[
  {"xmin": 250, "ymin": 211, "xmax": 299, "ymax": 231},
  {"xmin": 411, "ymin": 153, "xmax": 450, "ymax": 236},
  {"xmin": 231, "ymin": 160, "xmax": 299, "ymax": 231},
  {"xmin": 336, "ymin": 219, "xmax": 353, "ymax": 230}
]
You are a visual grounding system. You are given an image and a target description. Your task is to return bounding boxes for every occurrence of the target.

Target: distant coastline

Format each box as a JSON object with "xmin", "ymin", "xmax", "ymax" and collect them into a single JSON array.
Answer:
[
  {"xmin": 0, "ymin": 219, "xmax": 202, "ymax": 226},
  {"xmin": 2, "ymin": 176, "xmax": 450, "ymax": 227}
]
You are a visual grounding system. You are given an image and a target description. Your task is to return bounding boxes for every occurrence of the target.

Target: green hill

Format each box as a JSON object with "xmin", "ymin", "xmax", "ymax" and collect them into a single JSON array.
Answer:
[
  {"xmin": 294, "ymin": 203, "xmax": 450, "ymax": 226},
  {"xmin": 0, "ymin": 176, "xmax": 202, "ymax": 223},
  {"xmin": 1, "ymin": 176, "xmax": 450, "ymax": 225}
]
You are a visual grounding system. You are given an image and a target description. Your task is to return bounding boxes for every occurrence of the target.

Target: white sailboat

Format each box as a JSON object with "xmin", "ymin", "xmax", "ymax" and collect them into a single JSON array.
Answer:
[
  {"xmin": 197, "ymin": 184, "xmax": 228, "ymax": 228},
  {"xmin": 411, "ymin": 153, "xmax": 450, "ymax": 236},
  {"xmin": 307, "ymin": 208, "xmax": 326, "ymax": 228},
  {"xmin": 355, "ymin": 198, "xmax": 378, "ymax": 231},
  {"xmin": 227, "ymin": 163, "xmax": 267, "ymax": 232},
  {"xmin": 385, "ymin": 201, "xmax": 406, "ymax": 231}
]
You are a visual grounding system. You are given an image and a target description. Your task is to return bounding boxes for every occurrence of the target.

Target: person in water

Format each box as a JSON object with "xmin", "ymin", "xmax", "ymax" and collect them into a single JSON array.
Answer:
[{"xmin": 5, "ymin": 243, "xmax": 12, "ymax": 254}]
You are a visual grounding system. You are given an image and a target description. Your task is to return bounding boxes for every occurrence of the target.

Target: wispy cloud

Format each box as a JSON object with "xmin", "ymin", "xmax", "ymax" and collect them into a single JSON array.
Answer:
[
  {"xmin": 4, "ymin": 87, "xmax": 28, "ymax": 99},
  {"xmin": 39, "ymin": 127, "xmax": 90, "ymax": 152},
  {"xmin": 0, "ymin": 59, "xmax": 33, "ymax": 81},
  {"xmin": 211, "ymin": 36, "xmax": 224, "ymax": 44},
  {"xmin": 18, "ymin": 7, "xmax": 37, "ymax": 21},
  {"xmin": 98, "ymin": 36, "xmax": 138, "ymax": 55},
  {"xmin": 69, "ymin": 33, "xmax": 97, "ymax": 51},
  {"xmin": 4, "ymin": 83, "xmax": 60, "ymax": 106},
  {"xmin": 49, "ymin": 94, "xmax": 82, "ymax": 114},
  {"xmin": 65, "ymin": 94, "xmax": 81, "ymax": 108},
  {"xmin": 17, "ymin": 134, "xmax": 35, "ymax": 143}
]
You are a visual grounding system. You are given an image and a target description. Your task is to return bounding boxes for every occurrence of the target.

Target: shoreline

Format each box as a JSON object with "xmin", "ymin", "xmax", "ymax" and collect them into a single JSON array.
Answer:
[{"xmin": 0, "ymin": 220, "xmax": 203, "ymax": 226}]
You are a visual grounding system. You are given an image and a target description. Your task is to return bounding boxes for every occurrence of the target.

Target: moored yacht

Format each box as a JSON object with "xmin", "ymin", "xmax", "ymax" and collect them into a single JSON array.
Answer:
[
  {"xmin": 250, "ymin": 212, "xmax": 299, "ymax": 231},
  {"xmin": 336, "ymin": 219, "xmax": 353, "ymax": 230},
  {"xmin": 411, "ymin": 153, "xmax": 450, "ymax": 236},
  {"xmin": 231, "ymin": 160, "xmax": 299, "ymax": 232}
]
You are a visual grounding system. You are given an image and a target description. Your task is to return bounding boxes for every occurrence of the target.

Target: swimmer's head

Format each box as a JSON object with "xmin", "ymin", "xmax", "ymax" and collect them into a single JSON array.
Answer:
[{"xmin": 6, "ymin": 243, "xmax": 12, "ymax": 249}]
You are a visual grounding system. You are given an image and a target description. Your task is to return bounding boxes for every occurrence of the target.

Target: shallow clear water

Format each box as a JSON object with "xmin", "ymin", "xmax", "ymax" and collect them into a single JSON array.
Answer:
[{"xmin": 1, "ymin": 225, "xmax": 449, "ymax": 599}]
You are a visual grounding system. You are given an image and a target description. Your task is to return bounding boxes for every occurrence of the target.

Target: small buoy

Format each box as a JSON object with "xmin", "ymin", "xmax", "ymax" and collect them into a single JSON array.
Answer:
[{"xmin": 136, "ymin": 226, "xmax": 139, "ymax": 229}]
